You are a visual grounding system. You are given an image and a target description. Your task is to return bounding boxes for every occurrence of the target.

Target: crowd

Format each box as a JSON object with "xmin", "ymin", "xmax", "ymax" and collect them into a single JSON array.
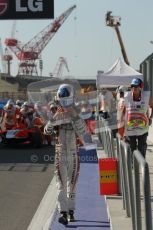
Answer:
[{"xmin": 0, "ymin": 99, "xmax": 58, "ymax": 145}]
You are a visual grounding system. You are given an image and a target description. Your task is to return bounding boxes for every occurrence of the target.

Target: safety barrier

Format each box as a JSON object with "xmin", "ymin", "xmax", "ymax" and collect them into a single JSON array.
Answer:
[
  {"xmin": 117, "ymin": 136, "xmax": 152, "ymax": 230},
  {"xmin": 133, "ymin": 150, "xmax": 152, "ymax": 230},
  {"xmin": 95, "ymin": 116, "xmax": 116, "ymax": 157},
  {"xmin": 96, "ymin": 116, "xmax": 152, "ymax": 230}
]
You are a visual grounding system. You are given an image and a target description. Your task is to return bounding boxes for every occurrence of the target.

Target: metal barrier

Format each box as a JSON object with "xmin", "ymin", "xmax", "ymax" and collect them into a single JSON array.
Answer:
[
  {"xmin": 116, "ymin": 135, "xmax": 152, "ymax": 230},
  {"xmin": 118, "ymin": 138, "xmax": 135, "ymax": 229},
  {"xmin": 95, "ymin": 116, "xmax": 115, "ymax": 157},
  {"xmin": 133, "ymin": 150, "xmax": 152, "ymax": 230},
  {"xmin": 96, "ymin": 117, "xmax": 152, "ymax": 230}
]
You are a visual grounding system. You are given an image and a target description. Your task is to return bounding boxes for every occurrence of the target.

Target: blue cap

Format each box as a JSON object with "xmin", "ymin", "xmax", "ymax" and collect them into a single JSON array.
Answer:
[{"xmin": 131, "ymin": 78, "xmax": 141, "ymax": 86}]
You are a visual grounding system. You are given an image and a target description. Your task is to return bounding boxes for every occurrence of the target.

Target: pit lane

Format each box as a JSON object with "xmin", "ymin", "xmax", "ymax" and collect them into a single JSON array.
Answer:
[{"xmin": 0, "ymin": 144, "xmax": 55, "ymax": 230}]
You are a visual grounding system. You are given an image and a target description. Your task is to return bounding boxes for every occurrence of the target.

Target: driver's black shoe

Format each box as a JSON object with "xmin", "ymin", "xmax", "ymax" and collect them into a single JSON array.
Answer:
[
  {"xmin": 68, "ymin": 210, "xmax": 75, "ymax": 222},
  {"xmin": 58, "ymin": 211, "xmax": 68, "ymax": 225}
]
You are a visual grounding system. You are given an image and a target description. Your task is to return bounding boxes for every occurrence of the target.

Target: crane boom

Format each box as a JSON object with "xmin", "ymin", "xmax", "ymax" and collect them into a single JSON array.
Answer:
[
  {"xmin": 0, "ymin": 38, "xmax": 6, "ymax": 73},
  {"xmin": 4, "ymin": 5, "xmax": 76, "ymax": 76},
  {"xmin": 23, "ymin": 5, "xmax": 76, "ymax": 54},
  {"xmin": 106, "ymin": 11, "xmax": 130, "ymax": 65},
  {"xmin": 52, "ymin": 57, "xmax": 69, "ymax": 78}
]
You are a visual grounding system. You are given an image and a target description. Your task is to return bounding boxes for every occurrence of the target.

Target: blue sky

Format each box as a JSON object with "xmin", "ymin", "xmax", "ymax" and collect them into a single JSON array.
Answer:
[{"xmin": 0, "ymin": 0, "xmax": 153, "ymax": 78}]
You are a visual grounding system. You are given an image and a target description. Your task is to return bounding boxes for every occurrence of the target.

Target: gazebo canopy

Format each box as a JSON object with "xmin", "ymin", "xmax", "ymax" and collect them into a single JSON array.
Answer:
[{"xmin": 96, "ymin": 58, "xmax": 143, "ymax": 88}]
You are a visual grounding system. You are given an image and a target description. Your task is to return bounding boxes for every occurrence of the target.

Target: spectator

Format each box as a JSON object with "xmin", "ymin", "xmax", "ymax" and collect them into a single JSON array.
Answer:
[
  {"xmin": 116, "ymin": 86, "xmax": 127, "ymax": 138},
  {"xmin": 99, "ymin": 88, "xmax": 115, "ymax": 119},
  {"xmin": 123, "ymin": 78, "xmax": 153, "ymax": 158}
]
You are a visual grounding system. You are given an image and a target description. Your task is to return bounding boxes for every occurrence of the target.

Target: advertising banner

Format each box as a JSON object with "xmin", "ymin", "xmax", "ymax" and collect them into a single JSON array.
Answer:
[{"xmin": 0, "ymin": 0, "xmax": 54, "ymax": 19}]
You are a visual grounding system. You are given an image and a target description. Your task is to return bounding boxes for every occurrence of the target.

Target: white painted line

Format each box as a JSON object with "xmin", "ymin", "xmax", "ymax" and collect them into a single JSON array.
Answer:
[{"xmin": 27, "ymin": 176, "xmax": 57, "ymax": 230}]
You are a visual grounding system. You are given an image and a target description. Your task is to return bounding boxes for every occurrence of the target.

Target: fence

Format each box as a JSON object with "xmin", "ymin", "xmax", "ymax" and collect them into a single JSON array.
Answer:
[{"xmin": 96, "ymin": 116, "xmax": 152, "ymax": 230}]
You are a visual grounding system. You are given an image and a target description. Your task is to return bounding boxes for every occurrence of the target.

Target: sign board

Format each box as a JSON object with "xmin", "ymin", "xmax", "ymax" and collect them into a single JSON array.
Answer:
[{"xmin": 0, "ymin": 0, "xmax": 54, "ymax": 19}]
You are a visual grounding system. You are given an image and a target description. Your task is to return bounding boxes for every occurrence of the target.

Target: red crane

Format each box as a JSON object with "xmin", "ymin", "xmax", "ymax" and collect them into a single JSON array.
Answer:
[
  {"xmin": 4, "ymin": 5, "xmax": 76, "ymax": 76},
  {"xmin": 1, "ymin": 21, "xmax": 16, "ymax": 74}
]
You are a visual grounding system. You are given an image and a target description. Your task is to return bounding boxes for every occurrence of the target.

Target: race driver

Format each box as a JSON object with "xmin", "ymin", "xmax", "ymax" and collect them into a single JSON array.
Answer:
[{"xmin": 44, "ymin": 84, "xmax": 92, "ymax": 226}]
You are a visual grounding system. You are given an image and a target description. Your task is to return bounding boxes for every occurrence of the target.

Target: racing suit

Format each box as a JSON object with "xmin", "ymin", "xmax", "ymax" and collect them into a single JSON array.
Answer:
[
  {"xmin": 3, "ymin": 106, "xmax": 20, "ymax": 130},
  {"xmin": 44, "ymin": 111, "xmax": 91, "ymax": 213}
]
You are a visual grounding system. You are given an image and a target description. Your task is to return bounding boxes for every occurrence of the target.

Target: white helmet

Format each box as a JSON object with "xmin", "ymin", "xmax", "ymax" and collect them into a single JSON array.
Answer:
[
  {"xmin": 23, "ymin": 101, "xmax": 29, "ymax": 106},
  {"xmin": 5, "ymin": 99, "xmax": 14, "ymax": 109},
  {"xmin": 7, "ymin": 99, "xmax": 14, "ymax": 106},
  {"xmin": 57, "ymin": 84, "xmax": 74, "ymax": 107},
  {"xmin": 118, "ymin": 85, "xmax": 127, "ymax": 93},
  {"xmin": 16, "ymin": 100, "xmax": 22, "ymax": 106}
]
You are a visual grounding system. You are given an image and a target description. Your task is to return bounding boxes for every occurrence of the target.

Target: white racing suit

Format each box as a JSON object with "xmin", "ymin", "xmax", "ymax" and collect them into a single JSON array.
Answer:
[{"xmin": 44, "ymin": 114, "xmax": 92, "ymax": 213}]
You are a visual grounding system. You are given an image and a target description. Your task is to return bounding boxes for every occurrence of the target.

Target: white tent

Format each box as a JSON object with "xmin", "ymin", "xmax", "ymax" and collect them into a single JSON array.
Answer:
[{"xmin": 96, "ymin": 58, "xmax": 143, "ymax": 88}]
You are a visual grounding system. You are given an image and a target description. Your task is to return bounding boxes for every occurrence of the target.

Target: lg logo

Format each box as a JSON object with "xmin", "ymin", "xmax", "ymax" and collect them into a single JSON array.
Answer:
[
  {"xmin": 16, "ymin": 0, "xmax": 43, "ymax": 12},
  {"xmin": 0, "ymin": 0, "xmax": 53, "ymax": 19},
  {"xmin": 0, "ymin": 0, "xmax": 43, "ymax": 15}
]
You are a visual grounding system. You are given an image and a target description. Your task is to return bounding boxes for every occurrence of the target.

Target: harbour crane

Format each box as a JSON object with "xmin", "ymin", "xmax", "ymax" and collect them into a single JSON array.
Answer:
[
  {"xmin": 105, "ymin": 11, "xmax": 130, "ymax": 65},
  {"xmin": 3, "ymin": 21, "xmax": 17, "ymax": 75},
  {"xmin": 0, "ymin": 38, "xmax": 6, "ymax": 73},
  {"xmin": 4, "ymin": 5, "xmax": 76, "ymax": 76},
  {"xmin": 51, "ymin": 56, "xmax": 69, "ymax": 78}
]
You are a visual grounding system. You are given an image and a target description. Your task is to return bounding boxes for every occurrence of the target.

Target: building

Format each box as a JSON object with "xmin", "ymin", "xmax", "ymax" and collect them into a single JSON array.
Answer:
[{"xmin": 140, "ymin": 53, "xmax": 153, "ymax": 98}]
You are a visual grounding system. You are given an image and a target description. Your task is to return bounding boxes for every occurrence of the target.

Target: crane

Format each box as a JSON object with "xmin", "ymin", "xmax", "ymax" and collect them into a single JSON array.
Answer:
[
  {"xmin": 105, "ymin": 11, "xmax": 130, "ymax": 65},
  {"xmin": 4, "ymin": 5, "xmax": 76, "ymax": 76},
  {"xmin": 3, "ymin": 47, "xmax": 13, "ymax": 75},
  {"xmin": 2, "ymin": 21, "xmax": 17, "ymax": 75},
  {"xmin": 51, "ymin": 56, "xmax": 69, "ymax": 78},
  {"xmin": 0, "ymin": 38, "xmax": 6, "ymax": 73}
]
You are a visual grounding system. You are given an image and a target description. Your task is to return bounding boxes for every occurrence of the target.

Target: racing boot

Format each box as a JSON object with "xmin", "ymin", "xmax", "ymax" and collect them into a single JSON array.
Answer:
[
  {"xmin": 58, "ymin": 211, "xmax": 68, "ymax": 225},
  {"xmin": 68, "ymin": 210, "xmax": 75, "ymax": 222}
]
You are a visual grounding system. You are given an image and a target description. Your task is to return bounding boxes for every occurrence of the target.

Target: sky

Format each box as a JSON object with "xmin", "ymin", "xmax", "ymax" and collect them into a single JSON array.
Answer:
[{"xmin": 0, "ymin": 0, "xmax": 153, "ymax": 78}]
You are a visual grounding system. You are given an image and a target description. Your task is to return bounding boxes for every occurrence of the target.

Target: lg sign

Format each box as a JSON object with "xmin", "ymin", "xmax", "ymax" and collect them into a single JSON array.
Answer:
[
  {"xmin": 0, "ymin": 0, "xmax": 54, "ymax": 19},
  {"xmin": 16, "ymin": 0, "xmax": 43, "ymax": 12}
]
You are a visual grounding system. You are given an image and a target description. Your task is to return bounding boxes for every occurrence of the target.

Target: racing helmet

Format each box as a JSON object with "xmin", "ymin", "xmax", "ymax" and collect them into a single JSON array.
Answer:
[
  {"xmin": 23, "ymin": 101, "xmax": 29, "ymax": 106},
  {"xmin": 21, "ymin": 101, "xmax": 29, "ymax": 110},
  {"xmin": 7, "ymin": 99, "xmax": 14, "ymax": 105},
  {"xmin": 50, "ymin": 103, "xmax": 57, "ymax": 110},
  {"xmin": 6, "ymin": 99, "xmax": 14, "ymax": 109},
  {"xmin": 16, "ymin": 100, "xmax": 22, "ymax": 106},
  {"xmin": 57, "ymin": 84, "xmax": 74, "ymax": 107}
]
